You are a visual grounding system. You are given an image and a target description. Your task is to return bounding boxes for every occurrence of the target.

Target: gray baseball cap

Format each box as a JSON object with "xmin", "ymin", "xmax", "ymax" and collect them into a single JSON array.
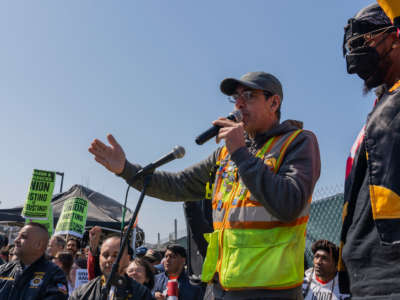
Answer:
[{"xmin": 220, "ymin": 71, "xmax": 283, "ymax": 100}]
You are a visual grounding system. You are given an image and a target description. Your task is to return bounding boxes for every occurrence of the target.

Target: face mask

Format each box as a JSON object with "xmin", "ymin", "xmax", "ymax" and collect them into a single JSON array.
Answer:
[
  {"xmin": 343, "ymin": 16, "xmax": 394, "ymax": 89},
  {"xmin": 345, "ymin": 38, "xmax": 393, "ymax": 90},
  {"xmin": 346, "ymin": 46, "xmax": 381, "ymax": 80}
]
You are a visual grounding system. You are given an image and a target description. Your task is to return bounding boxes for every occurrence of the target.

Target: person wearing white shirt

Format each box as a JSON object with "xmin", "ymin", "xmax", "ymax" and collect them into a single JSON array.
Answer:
[{"xmin": 303, "ymin": 240, "xmax": 350, "ymax": 300}]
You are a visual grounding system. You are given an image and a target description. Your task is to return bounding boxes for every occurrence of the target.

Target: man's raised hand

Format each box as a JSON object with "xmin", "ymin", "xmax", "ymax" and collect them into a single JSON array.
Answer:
[{"xmin": 88, "ymin": 134, "xmax": 126, "ymax": 175}]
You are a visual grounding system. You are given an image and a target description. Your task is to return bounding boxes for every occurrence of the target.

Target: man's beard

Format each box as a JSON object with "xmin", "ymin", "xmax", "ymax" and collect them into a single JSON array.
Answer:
[{"xmin": 363, "ymin": 54, "xmax": 392, "ymax": 95}]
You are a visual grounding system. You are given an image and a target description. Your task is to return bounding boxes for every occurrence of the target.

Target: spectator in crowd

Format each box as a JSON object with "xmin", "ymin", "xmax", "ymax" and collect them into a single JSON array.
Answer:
[
  {"xmin": 46, "ymin": 235, "xmax": 66, "ymax": 259},
  {"xmin": 144, "ymin": 249, "xmax": 162, "ymax": 266},
  {"xmin": 86, "ymin": 225, "xmax": 138, "ymax": 281},
  {"xmin": 144, "ymin": 249, "xmax": 164, "ymax": 274},
  {"xmin": 89, "ymin": 70, "xmax": 321, "ymax": 299},
  {"xmin": 74, "ymin": 250, "xmax": 87, "ymax": 261},
  {"xmin": 127, "ymin": 257, "xmax": 155, "ymax": 290},
  {"xmin": 303, "ymin": 240, "xmax": 350, "ymax": 300},
  {"xmin": 7, "ymin": 244, "xmax": 17, "ymax": 262},
  {"xmin": 83, "ymin": 245, "xmax": 90, "ymax": 260},
  {"xmin": 87, "ymin": 226, "xmax": 102, "ymax": 280},
  {"xmin": 340, "ymin": 2, "xmax": 400, "ymax": 298},
  {"xmin": 0, "ymin": 222, "xmax": 68, "ymax": 299},
  {"xmin": 52, "ymin": 251, "xmax": 74, "ymax": 289},
  {"xmin": 152, "ymin": 244, "xmax": 204, "ymax": 300},
  {"xmin": 70, "ymin": 235, "xmax": 152, "ymax": 300},
  {"xmin": 66, "ymin": 237, "xmax": 80, "ymax": 257},
  {"xmin": 69, "ymin": 258, "xmax": 88, "ymax": 295}
]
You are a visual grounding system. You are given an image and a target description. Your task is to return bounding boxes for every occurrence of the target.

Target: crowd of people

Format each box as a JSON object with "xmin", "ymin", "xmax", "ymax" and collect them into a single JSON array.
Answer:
[
  {"xmin": 0, "ymin": 223, "xmax": 349, "ymax": 300},
  {"xmin": 0, "ymin": 224, "xmax": 206, "ymax": 300}
]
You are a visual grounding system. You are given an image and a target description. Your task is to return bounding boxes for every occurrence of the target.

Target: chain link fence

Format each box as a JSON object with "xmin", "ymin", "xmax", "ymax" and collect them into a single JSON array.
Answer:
[
  {"xmin": 305, "ymin": 185, "xmax": 344, "ymax": 268},
  {"xmin": 150, "ymin": 185, "xmax": 345, "ymax": 269}
]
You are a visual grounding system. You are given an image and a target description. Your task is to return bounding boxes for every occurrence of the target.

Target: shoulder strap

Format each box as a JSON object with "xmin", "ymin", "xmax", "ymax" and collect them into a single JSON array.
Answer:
[{"xmin": 274, "ymin": 129, "xmax": 303, "ymax": 173}]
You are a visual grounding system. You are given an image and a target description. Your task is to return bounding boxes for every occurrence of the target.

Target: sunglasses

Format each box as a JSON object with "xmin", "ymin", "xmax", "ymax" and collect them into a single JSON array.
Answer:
[{"xmin": 345, "ymin": 26, "xmax": 395, "ymax": 53}]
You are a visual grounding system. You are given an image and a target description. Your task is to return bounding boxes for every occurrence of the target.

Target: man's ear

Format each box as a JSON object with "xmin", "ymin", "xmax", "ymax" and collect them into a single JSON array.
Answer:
[
  {"xmin": 270, "ymin": 95, "xmax": 281, "ymax": 111},
  {"xmin": 35, "ymin": 239, "xmax": 45, "ymax": 251},
  {"xmin": 389, "ymin": 31, "xmax": 400, "ymax": 47},
  {"xmin": 180, "ymin": 256, "xmax": 186, "ymax": 266},
  {"xmin": 392, "ymin": 40, "xmax": 400, "ymax": 48}
]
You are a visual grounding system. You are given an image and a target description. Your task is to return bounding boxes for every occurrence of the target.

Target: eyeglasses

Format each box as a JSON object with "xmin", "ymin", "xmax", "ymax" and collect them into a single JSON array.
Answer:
[
  {"xmin": 345, "ymin": 26, "xmax": 395, "ymax": 53},
  {"xmin": 228, "ymin": 90, "xmax": 272, "ymax": 104}
]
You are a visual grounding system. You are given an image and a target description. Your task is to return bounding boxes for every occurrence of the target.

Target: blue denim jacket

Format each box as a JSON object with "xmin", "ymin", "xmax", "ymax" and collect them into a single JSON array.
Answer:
[{"xmin": 151, "ymin": 271, "xmax": 204, "ymax": 300}]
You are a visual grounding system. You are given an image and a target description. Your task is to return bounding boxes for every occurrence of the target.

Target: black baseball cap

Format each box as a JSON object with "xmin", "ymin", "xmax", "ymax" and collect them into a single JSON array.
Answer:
[{"xmin": 220, "ymin": 71, "xmax": 283, "ymax": 100}]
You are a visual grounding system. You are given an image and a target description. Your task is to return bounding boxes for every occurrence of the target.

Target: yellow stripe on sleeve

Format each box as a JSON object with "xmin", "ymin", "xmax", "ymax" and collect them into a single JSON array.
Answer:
[
  {"xmin": 377, "ymin": 0, "xmax": 400, "ymax": 23},
  {"xmin": 370, "ymin": 185, "xmax": 400, "ymax": 219}
]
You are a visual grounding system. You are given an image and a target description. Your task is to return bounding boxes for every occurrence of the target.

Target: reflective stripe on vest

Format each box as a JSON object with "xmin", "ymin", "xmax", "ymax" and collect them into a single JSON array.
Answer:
[
  {"xmin": 211, "ymin": 136, "xmax": 278, "ymax": 225},
  {"xmin": 202, "ymin": 129, "xmax": 309, "ymax": 290}
]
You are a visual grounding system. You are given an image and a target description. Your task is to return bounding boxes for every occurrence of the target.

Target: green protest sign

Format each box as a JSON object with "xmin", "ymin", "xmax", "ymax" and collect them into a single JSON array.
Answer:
[
  {"xmin": 55, "ymin": 197, "xmax": 88, "ymax": 238},
  {"xmin": 22, "ymin": 169, "xmax": 55, "ymax": 220},
  {"xmin": 26, "ymin": 205, "xmax": 54, "ymax": 236}
]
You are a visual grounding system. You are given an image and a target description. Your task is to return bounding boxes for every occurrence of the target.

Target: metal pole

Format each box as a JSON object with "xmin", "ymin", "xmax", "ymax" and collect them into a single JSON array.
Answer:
[
  {"xmin": 101, "ymin": 174, "xmax": 153, "ymax": 300},
  {"xmin": 56, "ymin": 172, "xmax": 64, "ymax": 193},
  {"xmin": 174, "ymin": 218, "xmax": 177, "ymax": 241}
]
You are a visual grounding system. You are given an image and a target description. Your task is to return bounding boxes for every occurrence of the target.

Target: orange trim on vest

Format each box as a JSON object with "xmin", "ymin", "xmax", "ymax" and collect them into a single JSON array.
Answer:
[
  {"xmin": 264, "ymin": 136, "xmax": 279, "ymax": 155},
  {"xmin": 213, "ymin": 216, "xmax": 309, "ymax": 230},
  {"xmin": 274, "ymin": 129, "xmax": 302, "ymax": 173}
]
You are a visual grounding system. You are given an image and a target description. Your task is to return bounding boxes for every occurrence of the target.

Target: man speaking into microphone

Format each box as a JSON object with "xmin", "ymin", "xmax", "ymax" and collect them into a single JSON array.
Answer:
[{"xmin": 89, "ymin": 71, "xmax": 321, "ymax": 300}]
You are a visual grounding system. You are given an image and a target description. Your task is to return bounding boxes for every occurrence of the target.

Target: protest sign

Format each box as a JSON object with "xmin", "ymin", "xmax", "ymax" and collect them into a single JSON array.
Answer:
[
  {"xmin": 26, "ymin": 205, "xmax": 54, "ymax": 236},
  {"xmin": 22, "ymin": 169, "xmax": 55, "ymax": 220},
  {"xmin": 75, "ymin": 268, "xmax": 89, "ymax": 289},
  {"xmin": 55, "ymin": 197, "xmax": 88, "ymax": 238}
]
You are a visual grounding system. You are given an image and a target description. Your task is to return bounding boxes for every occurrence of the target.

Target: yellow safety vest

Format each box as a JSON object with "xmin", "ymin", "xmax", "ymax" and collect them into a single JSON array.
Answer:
[{"xmin": 201, "ymin": 129, "xmax": 310, "ymax": 290}]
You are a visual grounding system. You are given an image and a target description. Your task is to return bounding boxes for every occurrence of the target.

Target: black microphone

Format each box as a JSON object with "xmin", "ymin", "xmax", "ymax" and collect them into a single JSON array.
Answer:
[
  {"xmin": 132, "ymin": 146, "xmax": 186, "ymax": 180},
  {"xmin": 195, "ymin": 110, "xmax": 243, "ymax": 145}
]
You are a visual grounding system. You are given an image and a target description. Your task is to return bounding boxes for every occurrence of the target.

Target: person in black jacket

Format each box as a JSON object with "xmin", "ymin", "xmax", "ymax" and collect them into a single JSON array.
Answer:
[
  {"xmin": 152, "ymin": 244, "xmax": 204, "ymax": 300},
  {"xmin": 70, "ymin": 235, "xmax": 152, "ymax": 300},
  {"xmin": 339, "ymin": 2, "xmax": 400, "ymax": 299},
  {"xmin": 0, "ymin": 222, "xmax": 69, "ymax": 300}
]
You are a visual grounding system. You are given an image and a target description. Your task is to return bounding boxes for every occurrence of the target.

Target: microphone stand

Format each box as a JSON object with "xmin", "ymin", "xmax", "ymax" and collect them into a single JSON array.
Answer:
[{"xmin": 101, "ymin": 173, "xmax": 153, "ymax": 300}]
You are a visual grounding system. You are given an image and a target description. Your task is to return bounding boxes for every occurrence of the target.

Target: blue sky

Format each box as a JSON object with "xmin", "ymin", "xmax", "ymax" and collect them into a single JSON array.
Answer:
[{"xmin": 0, "ymin": 1, "xmax": 375, "ymax": 243}]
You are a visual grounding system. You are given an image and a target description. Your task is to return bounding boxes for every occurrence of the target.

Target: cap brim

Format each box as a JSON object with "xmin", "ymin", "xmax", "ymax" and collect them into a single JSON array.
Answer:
[{"xmin": 220, "ymin": 78, "xmax": 262, "ymax": 95}]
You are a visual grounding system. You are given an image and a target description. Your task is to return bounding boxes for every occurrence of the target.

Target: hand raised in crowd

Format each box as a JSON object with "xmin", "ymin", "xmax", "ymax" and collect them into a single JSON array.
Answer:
[
  {"xmin": 89, "ymin": 226, "xmax": 102, "ymax": 254},
  {"xmin": 88, "ymin": 134, "xmax": 126, "ymax": 175},
  {"xmin": 213, "ymin": 117, "xmax": 246, "ymax": 155},
  {"xmin": 154, "ymin": 292, "xmax": 166, "ymax": 300}
]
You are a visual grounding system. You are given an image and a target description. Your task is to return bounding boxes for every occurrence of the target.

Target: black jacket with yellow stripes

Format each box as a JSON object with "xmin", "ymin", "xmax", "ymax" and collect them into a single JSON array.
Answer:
[
  {"xmin": 339, "ymin": 85, "xmax": 400, "ymax": 299},
  {"xmin": 0, "ymin": 255, "xmax": 68, "ymax": 300}
]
